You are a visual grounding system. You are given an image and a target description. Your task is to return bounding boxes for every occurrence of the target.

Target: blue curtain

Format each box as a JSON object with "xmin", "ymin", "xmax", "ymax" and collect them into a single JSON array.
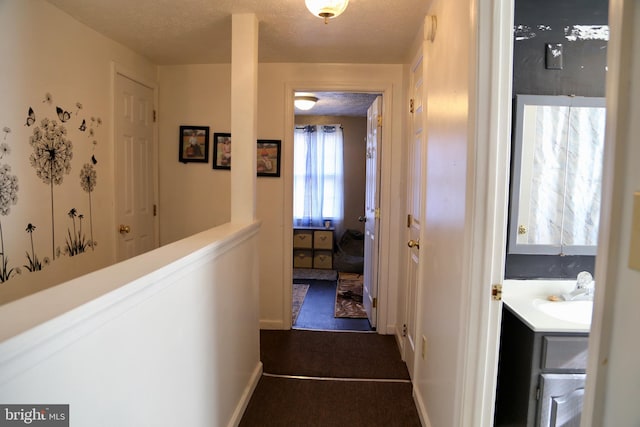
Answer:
[{"xmin": 293, "ymin": 125, "xmax": 344, "ymax": 230}]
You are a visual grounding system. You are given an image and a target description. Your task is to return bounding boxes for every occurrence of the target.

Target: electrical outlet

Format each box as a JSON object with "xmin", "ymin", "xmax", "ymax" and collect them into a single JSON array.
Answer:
[{"xmin": 421, "ymin": 336, "xmax": 427, "ymax": 359}]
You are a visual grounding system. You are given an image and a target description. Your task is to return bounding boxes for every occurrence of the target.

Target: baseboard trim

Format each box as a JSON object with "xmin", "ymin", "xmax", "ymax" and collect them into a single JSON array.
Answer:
[
  {"xmin": 394, "ymin": 326, "xmax": 405, "ymax": 361},
  {"xmin": 228, "ymin": 361, "xmax": 263, "ymax": 427},
  {"xmin": 260, "ymin": 319, "xmax": 284, "ymax": 330},
  {"xmin": 413, "ymin": 385, "xmax": 432, "ymax": 427}
]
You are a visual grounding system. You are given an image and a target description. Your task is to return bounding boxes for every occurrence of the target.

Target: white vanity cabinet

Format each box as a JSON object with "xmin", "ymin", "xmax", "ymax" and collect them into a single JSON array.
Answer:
[{"xmin": 494, "ymin": 306, "xmax": 589, "ymax": 427}]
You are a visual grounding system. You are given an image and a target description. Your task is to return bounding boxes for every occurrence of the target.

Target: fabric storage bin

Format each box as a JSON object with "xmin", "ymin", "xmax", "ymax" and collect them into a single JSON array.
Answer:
[
  {"xmin": 313, "ymin": 250, "xmax": 333, "ymax": 269},
  {"xmin": 293, "ymin": 229, "xmax": 313, "ymax": 249},
  {"xmin": 293, "ymin": 250, "xmax": 313, "ymax": 268},
  {"xmin": 313, "ymin": 230, "xmax": 333, "ymax": 250}
]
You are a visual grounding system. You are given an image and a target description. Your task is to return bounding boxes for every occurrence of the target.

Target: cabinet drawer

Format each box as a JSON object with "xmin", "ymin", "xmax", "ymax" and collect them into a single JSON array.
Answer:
[
  {"xmin": 541, "ymin": 336, "xmax": 589, "ymax": 370},
  {"xmin": 313, "ymin": 250, "xmax": 333, "ymax": 269},
  {"xmin": 314, "ymin": 230, "xmax": 333, "ymax": 250},
  {"xmin": 293, "ymin": 230, "xmax": 313, "ymax": 249},
  {"xmin": 293, "ymin": 250, "xmax": 313, "ymax": 268}
]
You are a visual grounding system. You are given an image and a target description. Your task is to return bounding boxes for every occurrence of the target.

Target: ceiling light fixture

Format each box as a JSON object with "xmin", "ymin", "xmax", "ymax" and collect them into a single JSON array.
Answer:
[
  {"xmin": 294, "ymin": 95, "xmax": 319, "ymax": 110},
  {"xmin": 305, "ymin": 0, "xmax": 349, "ymax": 24}
]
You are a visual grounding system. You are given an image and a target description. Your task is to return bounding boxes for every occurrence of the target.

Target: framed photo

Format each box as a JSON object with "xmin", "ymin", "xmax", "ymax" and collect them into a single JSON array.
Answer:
[
  {"xmin": 213, "ymin": 133, "xmax": 232, "ymax": 170},
  {"xmin": 257, "ymin": 140, "xmax": 281, "ymax": 177},
  {"xmin": 179, "ymin": 126, "xmax": 209, "ymax": 163}
]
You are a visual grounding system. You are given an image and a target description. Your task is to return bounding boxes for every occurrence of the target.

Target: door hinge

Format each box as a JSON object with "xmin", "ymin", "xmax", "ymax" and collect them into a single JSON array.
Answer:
[
  {"xmin": 377, "ymin": 115, "xmax": 382, "ymax": 127},
  {"xmin": 410, "ymin": 98, "xmax": 415, "ymax": 113},
  {"xmin": 153, "ymin": 204, "xmax": 157, "ymax": 217},
  {"xmin": 402, "ymin": 324, "xmax": 407, "ymax": 337},
  {"xmin": 492, "ymin": 284, "xmax": 503, "ymax": 301},
  {"xmin": 375, "ymin": 208, "xmax": 380, "ymax": 219},
  {"xmin": 153, "ymin": 110, "xmax": 157, "ymax": 122},
  {"xmin": 407, "ymin": 214, "xmax": 413, "ymax": 228},
  {"xmin": 373, "ymin": 297, "xmax": 377, "ymax": 308}
]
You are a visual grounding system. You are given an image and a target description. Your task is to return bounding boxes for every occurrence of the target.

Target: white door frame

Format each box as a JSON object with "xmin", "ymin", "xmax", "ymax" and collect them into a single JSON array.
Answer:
[
  {"xmin": 460, "ymin": 0, "xmax": 622, "ymax": 423},
  {"xmin": 283, "ymin": 82, "xmax": 396, "ymax": 333},
  {"xmin": 457, "ymin": 0, "xmax": 515, "ymax": 425},
  {"xmin": 111, "ymin": 62, "xmax": 159, "ymax": 261}
]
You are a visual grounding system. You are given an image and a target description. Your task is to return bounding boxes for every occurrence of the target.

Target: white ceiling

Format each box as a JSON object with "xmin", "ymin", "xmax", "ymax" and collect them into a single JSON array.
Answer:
[
  {"xmin": 46, "ymin": 0, "xmax": 424, "ymax": 116},
  {"xmin": 294, "ymin": 92, "xmax": 380, "ymax": 116},
  {"xmin": 46, "ymin": 0, "xmax": 428, "ymax": 65}
]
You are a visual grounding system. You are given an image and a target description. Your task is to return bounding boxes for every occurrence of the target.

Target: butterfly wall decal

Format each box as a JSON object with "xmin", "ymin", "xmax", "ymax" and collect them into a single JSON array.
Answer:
[
  {"xmin": 79, "ymin": 119, "xmax": 86, "ymax": 132},
  {"xmin": 25, "ymin": 107, "xmax": 35, "ymax": 126},
  {"xmin": 56, "ymin": 106, "xmax": 71, "ymax": 123}
]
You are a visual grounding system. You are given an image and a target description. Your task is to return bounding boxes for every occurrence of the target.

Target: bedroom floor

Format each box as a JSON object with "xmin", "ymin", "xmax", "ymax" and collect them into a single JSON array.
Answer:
[{"xmin": 292, "ymin": 278, "xmax": 373, "ymax": 332}]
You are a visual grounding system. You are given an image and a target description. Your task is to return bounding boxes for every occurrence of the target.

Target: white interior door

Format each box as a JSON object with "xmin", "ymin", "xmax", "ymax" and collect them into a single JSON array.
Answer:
[
  {"xmin": 404, "ymin": 55, "xmax": 424, "ymax": 379},
  {"xmin": 362, "ymin": 96, "xmax": 383, "ymax": 328},
  {"xmin": 114, "ymin": 73, "xmax": 157, "ymax": 261}
]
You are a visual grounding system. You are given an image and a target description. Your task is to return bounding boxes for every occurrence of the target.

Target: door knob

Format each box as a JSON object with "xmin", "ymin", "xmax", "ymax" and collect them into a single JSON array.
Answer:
[
  {"xmin": 119, "ymin": 224, "xmax": 131, "ymax": 234},
  {"xmin": 407, "ymin": 239, "xmax": 420, "ymax": 249},
  {"xmin": 358, "ymin": 216, "xmax": 367, "ymax": 222}
]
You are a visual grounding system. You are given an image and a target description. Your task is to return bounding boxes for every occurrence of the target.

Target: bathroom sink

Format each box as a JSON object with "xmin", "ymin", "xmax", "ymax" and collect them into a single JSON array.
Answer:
[{"xmin": 532, "ymin": 299, "xmax": 593, "ymax": 325}]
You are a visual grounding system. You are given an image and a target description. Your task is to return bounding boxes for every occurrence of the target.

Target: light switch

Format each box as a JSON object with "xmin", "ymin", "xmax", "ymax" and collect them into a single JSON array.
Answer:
[{"xmin": 629, "ymin": 192, "xmax": 640, "ymax": 271}]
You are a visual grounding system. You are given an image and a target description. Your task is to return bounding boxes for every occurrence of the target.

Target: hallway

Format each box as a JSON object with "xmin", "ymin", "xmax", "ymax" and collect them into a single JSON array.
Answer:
[{"xmin": 239, "ymin": 330, "xmax": 421, "ymax": 426}]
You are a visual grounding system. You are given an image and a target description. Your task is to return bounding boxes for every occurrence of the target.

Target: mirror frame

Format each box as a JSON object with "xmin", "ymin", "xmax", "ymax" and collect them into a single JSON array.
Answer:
[{"xmin": 508, "ymin": 94, "xmax": 606, "ymax": 256}]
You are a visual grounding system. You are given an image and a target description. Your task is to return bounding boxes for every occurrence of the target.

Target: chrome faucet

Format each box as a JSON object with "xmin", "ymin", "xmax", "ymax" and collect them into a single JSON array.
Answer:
[{"xmin": 562, "ymin": 271, "xmax": 595, "ymax": 301}]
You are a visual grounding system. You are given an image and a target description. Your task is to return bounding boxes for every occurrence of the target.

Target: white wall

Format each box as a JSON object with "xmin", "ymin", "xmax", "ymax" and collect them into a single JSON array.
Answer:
[
  {"xmin": 157, "ymin": 64, "xmax": 232, "ymax": 245},
  {"xmin": 411, "ymin": 0, "xmax": 475, "ymax": 424},
  {"xmin": 0, "ymin": 0, "xmax": 157, "ymax": 303},
  {"xmin": 260, "ymin": 63, "xmax": 405, "ymax": 331},
  {"xmin": 158, "ymin": 63, "xmax": 405, "ymax": 331},
  {"xmin": 0, "ymin": 222, "xmax": 262, "ymax": 427}
]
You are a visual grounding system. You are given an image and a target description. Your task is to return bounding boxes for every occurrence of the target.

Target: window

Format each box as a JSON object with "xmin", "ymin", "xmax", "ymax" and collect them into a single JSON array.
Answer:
[{"xmin": 293, "ymin": 125, "xmax": 344, "ymax": 227}]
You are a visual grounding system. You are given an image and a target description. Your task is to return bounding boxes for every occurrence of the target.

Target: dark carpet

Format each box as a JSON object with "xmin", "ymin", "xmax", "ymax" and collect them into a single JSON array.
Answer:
[
  {"xmin": 260, "ymin": 329, "xmax": 410, "ymax": 380},
  {"xmin": 239, "ymin": 376, "xmax": 421, "ymax": 427}
]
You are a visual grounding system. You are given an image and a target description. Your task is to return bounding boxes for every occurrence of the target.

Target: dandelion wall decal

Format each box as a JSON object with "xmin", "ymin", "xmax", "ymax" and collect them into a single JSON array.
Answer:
[
  {"xmin": 0, "ymin": 164, "xmax": 19, "ymax": 283},
  {"xmin": 75, "ymin": 102, "xmax": 83, "ymax": 115},
  {"xmin": 2, "ymin": 127, "xmax": 10, "ymax": 140},
  {"xmin": 24, "ymin": 223, "xmax": 43, "ymax": 272},
  {"xmin": 79, "ymin": 119, "xmax": 86, "ymax": 132},
  {"xmin": 64, "ymin": 208, "xmax": 88, "ymax": 256},
  {"xmin": 80, "ymin": 163, "xmax": 97, "ymax": 250},
  {"xmin": 43, "ymin": 93, "xmax": 53, "ymax": 104},
  {"xmin": 0, "ymin": 143, "xmax": 10, "ymax": 159},
  {"xmin": 29, "ymin": 118, "xmax": 73, "ymax": 260},
  {"xmin": 25, "ymin": 107, "xmax": 35, "ymax": 127},
  {"xmin": 56, "ymin": 107, "xmax": 71, "ymax": 123}
]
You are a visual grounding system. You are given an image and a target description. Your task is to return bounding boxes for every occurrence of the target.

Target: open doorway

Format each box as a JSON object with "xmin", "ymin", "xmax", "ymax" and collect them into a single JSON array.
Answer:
[
  {"xmin": 492, "ymin": 0, "xmax": 608, "ymax": 424},
  {"xmin": 291, "ymin": 91, "xmax": 381, "ymax": 332}
]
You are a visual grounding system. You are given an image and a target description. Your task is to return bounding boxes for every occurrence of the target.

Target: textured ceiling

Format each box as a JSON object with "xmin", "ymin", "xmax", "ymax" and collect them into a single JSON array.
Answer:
[
  {"xmin": 46, "ymin": 0, "xmax": 423, "ymax": 116},
  {"xmin": 46, "ymin": 0, "xmax": 428, "ymax": 65},
  {"xmin": 294, "ymin": 92, "xmax": 380, "ymax": 116}
]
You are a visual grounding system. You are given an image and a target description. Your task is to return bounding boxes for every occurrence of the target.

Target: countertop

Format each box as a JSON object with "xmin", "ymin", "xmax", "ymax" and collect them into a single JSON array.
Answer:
[{"xmin": 502, "ymin": 279, "xmax": 592, "ymax": 333}]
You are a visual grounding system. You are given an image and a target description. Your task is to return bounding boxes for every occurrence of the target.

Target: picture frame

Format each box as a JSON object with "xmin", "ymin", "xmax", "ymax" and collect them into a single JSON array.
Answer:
[
  {"xmin": 257, "ymin": 139, "xmax": 281, "ymax": 177},
  {"xmin": 212, "ymin": 133, "xmax": 232, "ymax": 170},
  {"xmin": 179, "ymin": 126, "xmax": 209, "ymax": 163}
]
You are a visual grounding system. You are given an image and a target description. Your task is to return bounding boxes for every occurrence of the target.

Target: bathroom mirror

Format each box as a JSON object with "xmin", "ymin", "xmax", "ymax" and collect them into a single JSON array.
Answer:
[{"xmin": 508, "ymin": 94, "xmax": 606, "ymax": 255}]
